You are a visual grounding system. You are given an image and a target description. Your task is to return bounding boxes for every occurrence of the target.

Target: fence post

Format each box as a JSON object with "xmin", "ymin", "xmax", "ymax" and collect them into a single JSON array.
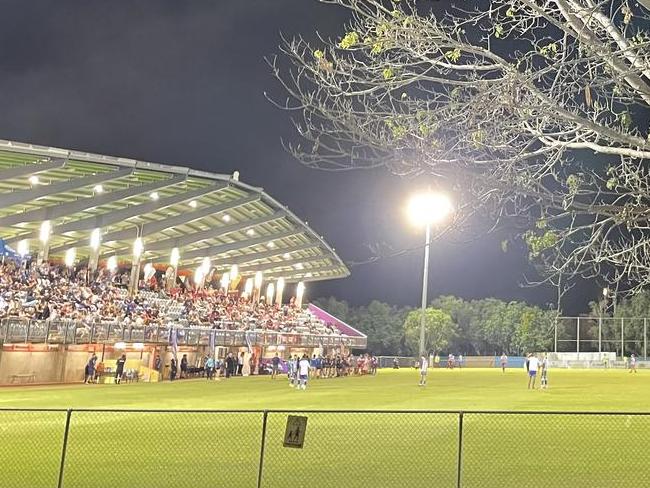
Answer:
[
  {"xmin": 644, "ymin": 319, "xmax": 647, "ymax": 360},
  {"xmin": 621, "ymin": 318, "xmax": 625, "ymax": 359},
  {"xmin": 554, "ymin": 319, "xmax": 558, "ymax": 353},
  {"xmin": 598, "ymin": 316, "xmax": 602, "ymax": 353},
  {"xmin": 57, "ymin": 409, "xmax": 73, "ymax": 488},
  {"xmin": 576, "ymin": 317, "xmax": 580, "ymax": 355},
  {"xmin": 456, "ymin": 411, "xmax": 464, "ymax": 488},
  {"xmin": 256, "ymin": 410, "xmax": 269, "ymax": 488}
]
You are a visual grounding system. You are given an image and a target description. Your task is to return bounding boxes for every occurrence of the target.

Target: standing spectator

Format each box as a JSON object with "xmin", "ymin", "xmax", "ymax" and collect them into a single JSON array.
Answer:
[
  {"xmin": 540, "ymin": 353, "xmax": 549, "ymax": 389},
  {"xmin": 225, "ymin": 352, "xmax": 235, "ymax": 378},
  {"xmin": 180, "ymin": 354, "xmax": 188, "ymax": 379},
  {"xmin": 629, "ymin": 353, "xmax": 638, "ymax": 373},
  {"xmin": 84, "ymin": 354, "xmax": 97, "ymax": 384},
  {"xmin": 434, "ymin": 354, "xmax": 440, "ymax": 368},
  {"xmin": 115, "ymin": 354, "xmax": 126, "ymax": 384},
  {"xmin": 458, "ymin": 354, "xmax": 464, "ymax": 369},
  {"xmin": 419, "ymin": 355, "xmax": 429, "ymax": 386},
  {"xmin": 271, "ymin": 353, "xmax": 281, "ymax": 379},
  {"xmin": 205, "ymin": 355, "xmax": 215, "ymax": 380},
  {"xmin": 237, "ymin": 352, "xmax": 245, "ymax": 376},
  {"xmin": 170, "ymin": 357, "xmax": 177, "ymax": 381},
  {"xmin": 392, "ymin": 358, "xmax": 399, "ymax": 369},
  {"xmin": 154, "ymin": 354, "xmax": 162, "ymax": 373}
]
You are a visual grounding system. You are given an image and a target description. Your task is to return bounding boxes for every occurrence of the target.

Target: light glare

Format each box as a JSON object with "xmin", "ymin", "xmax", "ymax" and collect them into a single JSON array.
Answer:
[{"xmin": 407, "ymin": 192, "xmax": 453, "ymax": 226}]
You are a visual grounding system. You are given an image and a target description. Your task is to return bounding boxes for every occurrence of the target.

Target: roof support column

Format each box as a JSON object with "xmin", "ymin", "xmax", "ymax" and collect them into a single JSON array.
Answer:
[{"xmin": 128, "ymin": 228, "xmax": 144, "ymax": 297}]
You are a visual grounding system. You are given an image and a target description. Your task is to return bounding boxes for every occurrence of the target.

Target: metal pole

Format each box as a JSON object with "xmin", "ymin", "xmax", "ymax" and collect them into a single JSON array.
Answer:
[
  {"xmin": 643, "ymin": 319, "xmax": 648, "ymax": 359},
  {"xmin": 57, "ymin": 409, "xmax": 73, "ymax": 488},
  {"xmin": 576, "ymin": 317, "xmax": 580, "ymax": 355},
  {"xmin": 256, "ymin": 410, "xmax": 269, "ymax": 488},
  {"xmin": 419, "ymin": 224, "xmax": 431, "ymax": 358},
  {"xmin": 598, "ymin": 316, "xmax": 602, "ymax": 353},
  {"xmin": 621, "ymin": 318, "xmax": 625, "ymax": 359},
  {"xmin": 456, "ymin": 411, "xmax": 464, "ymax": 488},
  {"xmin": 554, "ymin": 318, "xmax": 558, "ymax": 353}
]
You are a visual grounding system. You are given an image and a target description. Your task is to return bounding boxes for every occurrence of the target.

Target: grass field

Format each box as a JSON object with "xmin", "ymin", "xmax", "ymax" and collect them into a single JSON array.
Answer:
[{"xmin": 2, "ymin": 368, "xmax": 649, "ymax": 487}]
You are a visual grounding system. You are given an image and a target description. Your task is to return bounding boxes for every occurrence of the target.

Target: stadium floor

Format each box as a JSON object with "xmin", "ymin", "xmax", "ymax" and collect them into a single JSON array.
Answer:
[
  {"xmin": 1, "ymin": 367, "xmax": 648, "ymax": 411},
  {"xmin": 3, "ymin": 369, "xmax": 649, "ymax": 487}
]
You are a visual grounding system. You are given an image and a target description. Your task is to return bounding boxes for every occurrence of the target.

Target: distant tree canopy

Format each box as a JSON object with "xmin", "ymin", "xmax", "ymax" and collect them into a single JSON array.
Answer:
[{"xmin": 312, "ymin": 295, "xmax": 555, "ymax": 355}]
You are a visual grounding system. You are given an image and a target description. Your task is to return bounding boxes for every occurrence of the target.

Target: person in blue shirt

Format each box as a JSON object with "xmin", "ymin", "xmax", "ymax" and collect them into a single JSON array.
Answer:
[{"xmin": 205, "ymin": 355, "xmax": 215, "ymax": 380}]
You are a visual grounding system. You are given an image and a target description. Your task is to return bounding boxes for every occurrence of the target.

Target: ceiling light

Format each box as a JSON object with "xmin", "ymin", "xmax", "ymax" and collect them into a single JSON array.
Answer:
[
  {"xmin": 94, "ymin": 184, "xmax": 104, "ymax": 194},
  {"xmin": 150, "ymin": 192, "xmax": 159, "ymax": 201},
  {"xmin": 28, "ymin": 175, "xmax": 39, "ymax": 185},
  {"xmin": 267, "ymin": 241, "xmax": 275, "ymax": 249},
  {"xmin": 246, "ymin": 229, "xmax": 255, "ymax": 236},
  {"xmin": 189, "ymin": 200, "xmax": 197, "ymax": 208},
  {"xmin": 283, "ymin": 253, "xmax": 291, "ymax": 259},
  {"xmin": 222, "ymin": 214, "xmax": 231, "ymax": 223}
]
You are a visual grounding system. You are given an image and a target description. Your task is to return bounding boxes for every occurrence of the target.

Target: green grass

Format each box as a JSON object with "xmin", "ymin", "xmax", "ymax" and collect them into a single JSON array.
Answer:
[{"xmin": 2, "ymin": 368, "xmax": 649, "ymax": 487}]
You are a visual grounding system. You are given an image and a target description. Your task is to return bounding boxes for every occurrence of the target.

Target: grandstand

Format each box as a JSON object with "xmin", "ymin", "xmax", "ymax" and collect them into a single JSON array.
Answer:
[{"xmin": 0, "ymin": 139, "xmax": 366, "ymax": 385}]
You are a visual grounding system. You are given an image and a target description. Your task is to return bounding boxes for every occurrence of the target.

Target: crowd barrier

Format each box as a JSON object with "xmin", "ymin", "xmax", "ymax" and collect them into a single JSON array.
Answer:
[
  {"xmin": 2, "ymin": 408, "xmax": 649, "ymax": 487},
  {"xmin": 0, "ymin": 318, "xmax": 367, "ymax": 349}
]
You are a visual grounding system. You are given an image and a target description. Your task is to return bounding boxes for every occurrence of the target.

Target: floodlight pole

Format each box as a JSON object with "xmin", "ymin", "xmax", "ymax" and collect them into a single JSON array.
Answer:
[{"xmin": 419, "ymin": 223, "xmax": 431, "ymax": 358}]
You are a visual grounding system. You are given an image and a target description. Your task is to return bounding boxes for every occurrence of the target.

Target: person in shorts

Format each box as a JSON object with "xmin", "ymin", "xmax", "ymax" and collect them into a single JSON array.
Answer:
[
  {"xmin": 271, "ymin": 353, "xmax": 280, "ymax": 379},
  {"xmin": 540, "ymin": 354, "xmax": 549, "ymax": 389},
  {"xmin": 298, "ymin": 354, "xmax": 310, "ymax": 390},
  {"xmin": 419, "ymin": 355, "xmax": 429, "ymax": 386},
  {"xmin": 629, "ymin": 353, "xmax": 638, "ymax": 373},
  {"xmin": 527, "ymin": 354, "xmax": 539, "ymax": 389}
]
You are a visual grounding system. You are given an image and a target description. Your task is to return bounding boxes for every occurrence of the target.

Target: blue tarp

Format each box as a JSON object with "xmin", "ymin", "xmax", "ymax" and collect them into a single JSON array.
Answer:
[{"xmin": 0, "ymin": 239, "xmax": 21, "ymax": 260}]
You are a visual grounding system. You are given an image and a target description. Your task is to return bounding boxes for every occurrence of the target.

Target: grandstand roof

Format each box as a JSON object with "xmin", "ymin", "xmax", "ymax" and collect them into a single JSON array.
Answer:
[{"xmin": 0, "ymin": 139, "xmax": 349, "ymax": 283}]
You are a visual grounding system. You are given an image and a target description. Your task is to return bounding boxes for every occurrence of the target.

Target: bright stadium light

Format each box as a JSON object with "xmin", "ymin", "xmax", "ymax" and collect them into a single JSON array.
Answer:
[
  {"xmin": 222, "ymin": 214, "xmax": 231, "ymax": 223},
  {"xmin": 230, "ymin": 264, "xmax": 238, "ymax": 280},
  {"xmin": 64, "ymin": 248, "xmax": 76, "ymax": 268},
  {"xmin": 244, "ymin": 277, "xmax": 253, "ymax": 296},
  {"xmin": 406, "ymin": 191, "xmax": 454, "ymax": 358},
  {"xmin": 189, "ymin": 200, "xmax": 197, "ymax": 208},
  {"xmin": 254, "ymin": 271, "xmax": 263, "ymax": 289},
  {"xmin": 133, "ymin": 237, "xmax": 144, "ymax": 258},
  {"xmin": 28, "ymin": 175, "xmax": 39, "ymax": 186},
  {"xmin": 267, "ymin": 241, "xmax": 275, "ymax": 249},
  {"xmin": 170, "ymin": 247, "xmax": 180, "ymax": 267},
  {"xmin": 220, "ymin": 271, "xmax": 231, "ymax": 291},
  {"xmin": 194, "ymin": 266, "xmax": 205, "ymax": 286},
  {"xmin": 296, "ymin": 281, "xmax": 305, "ymax": 308},
  {"xmin": 266, "ymin": 283, "xmax": 275, "ymax": 304},
  {"xmin": 93, "ymin": 184, "xmax": 104, "ymax": 194},
  {"xmin": 107, "ymin": 255, "xmax": 118, "ymax": 272},
  {"xmin": 247, "ymin": 229, "xmax": 255, "ymax": 236},
  {"xmin": 275, "ymin": 277, "xmax": 285, "ymax": 304},
  {"xmin": 90, "ymin": 228, "xmax": 101, "ymax": 250},
  {"xmin": 17, "ymin": 240, "xmax": 29, "ymax": 257},
  {"xmin": 39, "ymin": 220, "xmax": 51, "ymax": 244},
  {"xmin": 603, "ymin": 287, "xmax": 609, "ymax": 298},
  {"xmin": 150, "ymin": 192, "xmax": 159, "ymax": 201},
  {"xmin": 201, "ymin": 257, "xmax": 211, "ymax": 275},
  {"xmin": 283, "ymin": 253, "xmax": 291, "ymax": 259},
  {"xmin": 407, "ymin": 192, "xmax": 453, "ymax": 227}
]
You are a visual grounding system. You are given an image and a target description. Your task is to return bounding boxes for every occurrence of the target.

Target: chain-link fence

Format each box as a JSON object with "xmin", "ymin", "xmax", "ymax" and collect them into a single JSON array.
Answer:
[{"xmin": 1, "ymin": 409, "xmax": 649, "ymax": 487}]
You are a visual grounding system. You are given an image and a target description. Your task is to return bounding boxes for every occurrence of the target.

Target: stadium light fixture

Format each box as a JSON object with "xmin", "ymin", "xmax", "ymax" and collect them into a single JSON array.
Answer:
[
  {"xmin": 194, "ymin": 266, "xmax": 205, "ymax": 286},
  {"xmin": 407, "ymin": 192, "xmax": 453, "ymax": 227},
  {"xmin": 107, "ymin": 255, "xmax": 118, "ymax": 272},
  {"xmin": 222, "ymin": 214, "xmax": 231, "ymax": 223},
  {"xmin": 603, "ymin": 287, "xmax": 609, "ymax": 298},
  {"xmin": 276, "ymin": 277, "xmax": 285, "ymax": 304},
  {"xmin": 170, "ymin": 247, "xmax": 180, "ymax": 267},
  {"xmin": 247, "ymin": 229, "xmax": 256, "ymax": 237},
  {"xmin": 189, "ymin": 200, "xmax": 197, "ymax": 208},
  {"xmin": 266, "ymin": 283, "xmax": 275, "ymax": 305},
  {"xmin": 221, "ymin": 271, "xmax": 231, "ymax": 291},
  {"xmin": 201, "ymin": 257, "xmax": 211, "ymax": 275},
  {"xmin": 254, "ymin": 271, "xmax": 263, "ymax": 289},
  {"xmin": 296, "ymin": 281, "xmax": 305, "ymax": 308},
  {"xmin": 283, "ymin": 253, "xmax": 291, "ymax": 259},
  {"xmin": 64, "ymin": 248, "xmax": 76, "ymax": 268},
  {"xmin": 133, "ymin": 237, "xmax": 144, "ymax": 258},
  {"xmin": 93, "ymin": 184, "xmax": 104, "ymax": 194},
  {"xmin": 39, "ymin": 220, "xmax": 51, "ymax": 244},
  {"xmin": 28, "ymin": 175, "xmax": 39, "ymax": 186},
  {"xmin": 230, "ymin": 264, "xmax": 238, "ymax": 280},
  {"xmin": 267, "ymin": 241, "xmax": 275, "ymax": 249},
  {"xmin": 17, "ymin": 239, "xmax": 29, "ymax": 257},
  {"xmin": 150, "ymin": 192, "xmax": 159, "ymax": 201},
  {"xmin": 244, "ymin": 277, "xmax": 253, "ymax": 296},
  {"xmin": 90, "ymin": 228, "xmax": 101, "ymax": 250},
  {"xmin": 406, "ymin": 191, "xmax": 454, "ymax": 358}
]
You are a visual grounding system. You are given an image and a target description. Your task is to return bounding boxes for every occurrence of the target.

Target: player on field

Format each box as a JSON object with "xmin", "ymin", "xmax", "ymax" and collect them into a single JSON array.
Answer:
[
  {"xmin": 419, "ymin": 355, "xmax": 429, "ymax": 386},
  {"xmin": 629, "ymin": 353, "xmax": 638, "ymax": 373},
  {"xmin": 500, "ymin": 353, "xmax": 508, "ymax": 373},
  {"xmin": 527, "ymin": 354, "xmax": 539, "ymax": 389},
  {"xmin": 298, "ymin": 354, "xmax": 310, "ymax": 390},
  {"xmin": 540, "ymin": 354, "xmax": 549, "ymax": 389}
]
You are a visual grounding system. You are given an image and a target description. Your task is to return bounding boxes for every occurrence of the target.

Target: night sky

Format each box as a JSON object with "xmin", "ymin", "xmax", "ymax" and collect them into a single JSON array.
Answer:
[{"xmin": 0, "ymin": 1, "xmax": 595, "ymax": 313}]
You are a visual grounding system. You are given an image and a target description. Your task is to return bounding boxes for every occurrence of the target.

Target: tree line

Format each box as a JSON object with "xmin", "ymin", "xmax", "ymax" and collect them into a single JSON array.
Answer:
[{"xmin": 313, "ymin": 295, "xmax": 556, "ymax": 357}]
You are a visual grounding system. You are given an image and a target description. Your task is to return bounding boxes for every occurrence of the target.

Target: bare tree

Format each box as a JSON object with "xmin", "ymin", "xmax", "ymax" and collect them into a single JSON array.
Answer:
[{"xmin": 270, "ymin": 0, "xmax": 650, "ymax": 293}]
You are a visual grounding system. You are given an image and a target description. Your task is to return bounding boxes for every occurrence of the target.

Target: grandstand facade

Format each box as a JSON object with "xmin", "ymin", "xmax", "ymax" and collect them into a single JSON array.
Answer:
[{"xmin": 0, "ymin": 139, "xmax": 365, "ymax": 385}]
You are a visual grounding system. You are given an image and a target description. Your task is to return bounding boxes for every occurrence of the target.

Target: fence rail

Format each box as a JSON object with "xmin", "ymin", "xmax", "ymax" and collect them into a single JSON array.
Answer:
[
  {"xmin": 1, "ymin": 408, "xmax": 648, "ymax": 487},
  {"xmin": 0, "ymin": 318, "xmax": 367, "ymax": 349}
]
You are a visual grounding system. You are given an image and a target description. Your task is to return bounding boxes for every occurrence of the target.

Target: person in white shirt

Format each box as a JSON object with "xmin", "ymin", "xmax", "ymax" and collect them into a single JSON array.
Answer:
[
  {"xmin": 419, "ymin": 355, "xmax": 429, "ymax": 386},
  {"xmin": 540, "ymin": 354, "xmax": 549, "ymax": 389},
  {"xmin": 527, "ymin": 354, "xmax": 540, "ymax": 389},
  {"xmin": 298, "ymin": 355, "xmax": 310, "ymax": 390}
]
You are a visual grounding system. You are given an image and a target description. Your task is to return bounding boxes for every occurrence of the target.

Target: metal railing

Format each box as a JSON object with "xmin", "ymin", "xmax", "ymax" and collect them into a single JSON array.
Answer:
[
  {"xmin": 556, "ymin": 316, "xmax": 648, "ymax": 357},
  {"xmin": 0, "ymin": 318, "xmax": 367, "ymax": 349},
  {"xmin": 2, "ymin": 408, "xmax": 649, "ymax": 487}
]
